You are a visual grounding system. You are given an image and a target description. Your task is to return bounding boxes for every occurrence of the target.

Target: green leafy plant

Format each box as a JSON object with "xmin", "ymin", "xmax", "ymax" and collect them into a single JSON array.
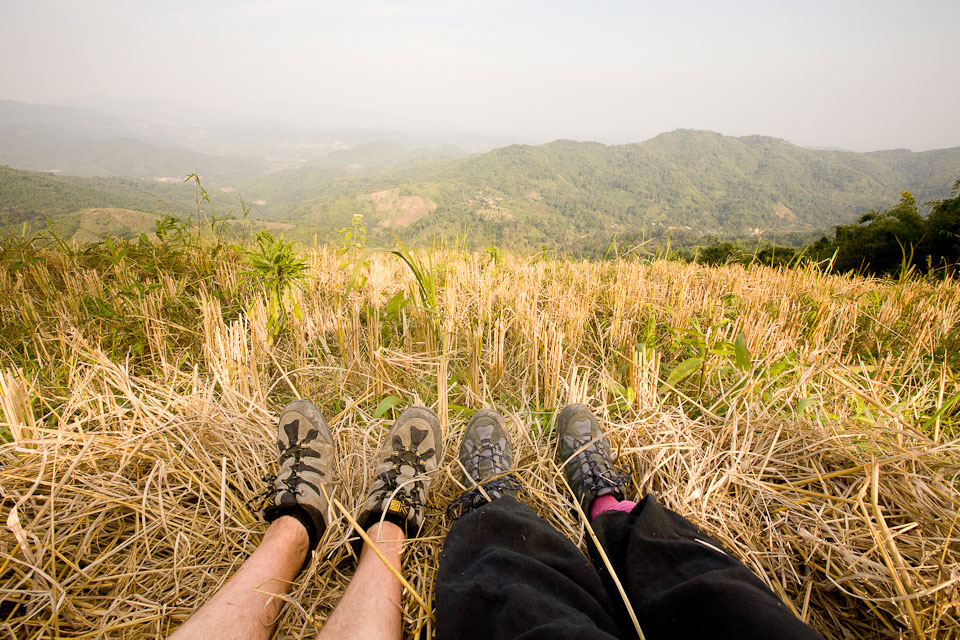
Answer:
[
  {"xmin": 184, "ymin": 172, "xmax": 211, "ymax": 238},
  {"xmin": 155, "ymin": 215, "xmax": 189, "ymax": 245},
  {"xmin": 340, "ymin": 215, "xmax": 373, "ymax": 300},
  {"xmin": 340, "ymin": 213, "xmax": 367, "ymax": 251},
  {"xmin": 391, "ymin": 237, "xmax": 442, "ymax": 346},
  {"xmin": 242, "ymin": 231, "xmax": 309, "ymax": 344},
  {"xmin": 373, "ymin": 395, "xmax": 403, "ymax": 419},
  {"xmin": 0, "ymin": 229, "xmax": 47, "ymax": 274}
]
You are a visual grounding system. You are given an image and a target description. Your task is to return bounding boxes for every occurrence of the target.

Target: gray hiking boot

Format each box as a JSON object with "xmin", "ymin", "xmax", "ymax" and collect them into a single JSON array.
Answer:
[
  {"xmin": 448, "ymin": 410, "xmax": 521, "ymax": 517},
  {"xmin": 262, "ymin": 399, "xmax": 335, "ymax": 550},
  {"xmin": 357, "ymin": 406, "xmax": 442, "ymax": 535},
  {"xmin": 556, "ymin": 403, "xmax": 632, "ymax": 510}
]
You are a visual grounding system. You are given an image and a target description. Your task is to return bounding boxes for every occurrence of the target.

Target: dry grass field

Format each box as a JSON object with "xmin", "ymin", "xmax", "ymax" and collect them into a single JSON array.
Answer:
[{"xmin": 1, "ymin": 239, "xmax": 958, "ymax": 638}]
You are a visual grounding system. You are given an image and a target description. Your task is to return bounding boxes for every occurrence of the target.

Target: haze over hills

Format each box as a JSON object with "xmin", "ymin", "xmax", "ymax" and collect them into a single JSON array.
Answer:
[
  {"xmin": 1, "ymin": 100, "xmax": 959, "ymax": 252},
  {"xmin": 0, "ymin": 99, "xmax": 513, "ymax": 168},
  {"xmin": 0, "ymin": 127, "xmax": 271, "ymax": 181}
]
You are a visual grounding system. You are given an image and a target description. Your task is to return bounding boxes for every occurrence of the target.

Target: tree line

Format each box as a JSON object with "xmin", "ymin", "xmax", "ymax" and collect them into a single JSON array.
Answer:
[{"xmin": 688, "ymin": 179, "xmax": 960, "ymax": 277}]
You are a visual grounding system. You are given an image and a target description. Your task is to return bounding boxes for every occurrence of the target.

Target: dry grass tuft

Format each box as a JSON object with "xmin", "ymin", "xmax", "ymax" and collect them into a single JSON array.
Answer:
[{"xmin": 1, "ymin": 246, "xmax": 959, "ymax": 638}]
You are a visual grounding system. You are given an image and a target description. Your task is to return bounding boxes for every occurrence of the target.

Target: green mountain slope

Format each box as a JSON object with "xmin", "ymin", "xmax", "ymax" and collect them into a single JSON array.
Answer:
[
  {"xmin": 0, "ymin": 165, "xmax": 196, "ymax": 231},
  {"xmin": 280, "ymin": 130, "xmax": 960, "ymax": 250},
  {"xmin": 3, "ymin": 130, "xmax": 959, "ymax": 253},
  {"xmin": 867, "ymin": 147, "xmax": 960, "ymax": 202}
]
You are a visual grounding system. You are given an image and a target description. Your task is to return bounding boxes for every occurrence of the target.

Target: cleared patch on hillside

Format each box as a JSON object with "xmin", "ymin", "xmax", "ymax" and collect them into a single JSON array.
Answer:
[
  {"xmin": 222, "ymin": 219, "xmax": 295, "ymax": 231},
  {"xmin": 476, "ymin": 206, "xmax": 517, "ymax": 222},
  {"xmin": 68, "ymin": 208, "xmax": 159, "ymax": 243},
  {"xmin": 361, "ymin": 188, "xmax": 437, "ymax": 228},
  {"xmin": 774, "ymin": 202, "xmax": 797, "ymax": 221},
  {"xmin": 49, "ymin": 208, "xmax": 295, "ymax": 244}
]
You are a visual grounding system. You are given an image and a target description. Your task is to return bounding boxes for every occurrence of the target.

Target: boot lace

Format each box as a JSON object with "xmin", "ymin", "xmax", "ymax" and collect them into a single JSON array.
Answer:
[
  {"xmin": 464, "ymin": 439, "xmax": 509, "ymax": 475},
  {"xmin": 246, "ymin": 440, "xmax": 314, "ymax": 513},
  {"xmin": 446, "ymin": 473, "xmax": 522, "ymax": 520},
  {"xmin": 277, "ymin": 441, "xmax": 308, "ymax": 494},
  {"xmin": 371, "ymin": 445, "xmax": 429, "ymax": 503},
  {"xmin": 570, "ymin": 436, "xmax": 633, "ymax": 494}
]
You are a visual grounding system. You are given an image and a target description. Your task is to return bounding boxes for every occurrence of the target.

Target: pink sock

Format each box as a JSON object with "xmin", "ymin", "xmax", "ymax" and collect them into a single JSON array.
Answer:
[{"xmin": 589, "ymin": 495, "xmax": 637, "ymax": 520}]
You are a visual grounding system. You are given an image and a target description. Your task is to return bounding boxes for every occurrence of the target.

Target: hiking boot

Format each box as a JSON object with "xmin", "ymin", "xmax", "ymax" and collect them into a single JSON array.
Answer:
[
  {"xmin": 556, "ymin": 403, "xmax": 632, "ymax": 510},
  {"xmin": 448, "ymin": 410, "xmax": 520, "ymax": 517},
  {"xmin": 357, "ymin": 406, "xmax": 442, "ymax": 535},
  {"xmin": 262, "ymin": 399, "xmax": 335, "ymax": 551}
]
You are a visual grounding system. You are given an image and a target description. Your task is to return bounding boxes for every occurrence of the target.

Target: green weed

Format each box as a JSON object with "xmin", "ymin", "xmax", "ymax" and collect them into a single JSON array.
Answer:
[{"xmin": 242, "ymin": 231, "xmax": 309, "ymax": 344}]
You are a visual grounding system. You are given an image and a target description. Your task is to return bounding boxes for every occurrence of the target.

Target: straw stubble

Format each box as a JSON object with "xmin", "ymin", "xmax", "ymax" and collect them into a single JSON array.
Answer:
[{"xmin": 0, "ymin": 247, "xmax": 958, "ymax": 638}]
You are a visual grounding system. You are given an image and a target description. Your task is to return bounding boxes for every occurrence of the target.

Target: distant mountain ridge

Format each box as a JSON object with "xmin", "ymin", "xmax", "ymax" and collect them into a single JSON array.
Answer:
[
  {"xmin": 0, "ymin": 99, "xmax": 499, "ymax": 171},
  {"xmin": 1, "ymin": 98, "xmax": 959, "ymax": 252},
  {"xmin": 275, "ymin": 130, "xmax": 960, "ymax": 250},
  {"xmin": 0, "ymin": 126, "xmax": 270, "ymax": 181}
]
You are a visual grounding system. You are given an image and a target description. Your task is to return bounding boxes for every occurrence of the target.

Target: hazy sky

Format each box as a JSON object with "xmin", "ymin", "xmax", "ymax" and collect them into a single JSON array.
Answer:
[{"xmin": 2, "ymin": 0, "xmax": 958, "ymax": 151}]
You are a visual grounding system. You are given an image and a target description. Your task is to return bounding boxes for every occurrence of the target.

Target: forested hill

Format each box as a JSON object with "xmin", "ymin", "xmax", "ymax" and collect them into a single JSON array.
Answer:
[
  {"xmin": 2, "ymin": 128, "xmax": 959, "ymax": 252},
  {"xmin": 0, "ymin": 165, "xmax": 197, "ymax": 236},
  {"xmin": 280, "ymin": 130, "xmax": 960, "ymax": 250}
]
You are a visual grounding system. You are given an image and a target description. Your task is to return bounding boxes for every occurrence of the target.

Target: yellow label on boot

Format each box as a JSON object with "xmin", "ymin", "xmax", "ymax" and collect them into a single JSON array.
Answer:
[{"xmin": 388, "ymin": 499, "xmax": 406, "ymax": 515}]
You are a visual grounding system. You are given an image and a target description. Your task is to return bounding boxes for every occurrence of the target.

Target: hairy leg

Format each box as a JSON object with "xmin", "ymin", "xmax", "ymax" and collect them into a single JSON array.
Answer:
[
  {"xmin": 170, "ymin": 515, "xmax": 309, "ymax": 640},
  {"xmin": 317, "ymin": 521, "xmax": 405, "ymax": 640}
]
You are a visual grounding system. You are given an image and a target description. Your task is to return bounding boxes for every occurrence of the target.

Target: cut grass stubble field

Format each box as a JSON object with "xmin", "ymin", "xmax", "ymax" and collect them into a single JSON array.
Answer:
[{"xmin": 1, "ymin": 243, "xmax": 959, "ymax": 639}]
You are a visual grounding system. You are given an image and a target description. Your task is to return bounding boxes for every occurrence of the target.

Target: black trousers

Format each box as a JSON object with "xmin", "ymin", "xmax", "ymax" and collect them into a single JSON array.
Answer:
[{"xmin": 436, "ymin": 496, "xmax": 824, "ymax": 640}]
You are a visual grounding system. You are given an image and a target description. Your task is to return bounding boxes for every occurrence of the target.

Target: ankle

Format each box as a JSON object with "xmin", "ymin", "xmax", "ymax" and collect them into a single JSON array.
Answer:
[
  {"xmin": 269, "ymin": 514, "xmax": 312, "ymax": 552},
  {"xmin": 362, "ymin": 521, "xmax": 406, "ymax": 560},
  {"xmin": 367, "ymin": 520, "xmax": 405, "ymax": 543},
  {"xmin": 267, "ymin": 506, "xmax": 321, "ymax": 550}
]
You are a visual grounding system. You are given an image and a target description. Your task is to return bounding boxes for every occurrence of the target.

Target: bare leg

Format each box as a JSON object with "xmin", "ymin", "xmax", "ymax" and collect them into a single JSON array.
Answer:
[
  {"xmin": 318, "ymin": 521, "xmax": 405, "ymax": 640},
  {"xmin": 170, "ymin": 515, "xmax": 309, "ymax": 640}
]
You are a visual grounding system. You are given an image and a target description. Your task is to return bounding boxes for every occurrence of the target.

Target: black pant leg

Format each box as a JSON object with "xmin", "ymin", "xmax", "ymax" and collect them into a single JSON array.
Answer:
[
  {"xmin": 436, "ymin": 496, "xmax": 623, "ymax": 640},
  {"xmin": 589, "ymin": 494, "xmax": 824, "ymax": 640}
]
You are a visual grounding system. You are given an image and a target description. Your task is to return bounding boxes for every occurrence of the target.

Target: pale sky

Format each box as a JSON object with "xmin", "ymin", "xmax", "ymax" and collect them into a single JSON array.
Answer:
[{"xmin": 1, "ymin": 0, "xmax": 958, "ymax": 151}]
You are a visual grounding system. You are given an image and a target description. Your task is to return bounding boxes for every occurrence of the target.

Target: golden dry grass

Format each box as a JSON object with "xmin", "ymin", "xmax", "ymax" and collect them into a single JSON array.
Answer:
[{"xmin": 1, "ymin": 245, "xmax": 959, "ymax": 638}]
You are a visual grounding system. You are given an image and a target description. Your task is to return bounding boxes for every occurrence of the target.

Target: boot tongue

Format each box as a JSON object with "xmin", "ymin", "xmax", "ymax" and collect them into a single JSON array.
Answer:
[{"xmin": 387, "ymin": 498, "xmax": 408, "ymax": 518}]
